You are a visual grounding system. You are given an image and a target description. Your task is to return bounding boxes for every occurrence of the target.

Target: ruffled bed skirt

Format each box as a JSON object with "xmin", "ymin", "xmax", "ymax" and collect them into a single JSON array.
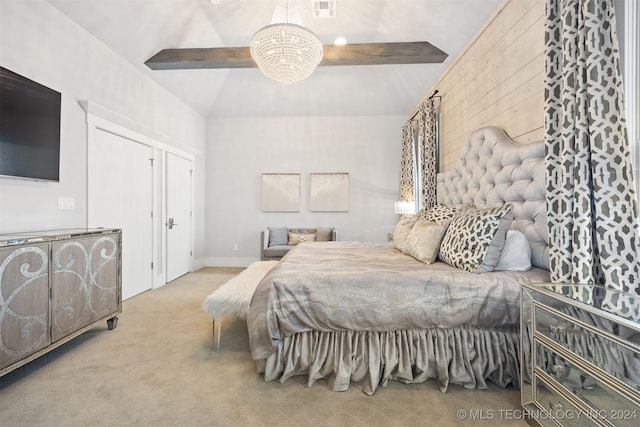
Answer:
[{"xmin": 256, "ymin": 327, "xmax": 520, "ymax": 395}]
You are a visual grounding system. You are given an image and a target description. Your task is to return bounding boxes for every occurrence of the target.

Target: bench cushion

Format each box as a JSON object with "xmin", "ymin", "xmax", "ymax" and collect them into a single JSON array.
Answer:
[
  {"xmin": 203, "ymin": 260, "xmax": 279, "ymax": 319},
  {"xmin": 264, "ymin": 245, "xmax": 295, "ymax": 258}
]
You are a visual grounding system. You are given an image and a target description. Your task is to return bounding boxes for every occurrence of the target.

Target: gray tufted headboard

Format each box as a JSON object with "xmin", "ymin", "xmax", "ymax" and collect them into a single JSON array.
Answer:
[{"xmin": 437, "ymin": 126, "xmax": 549, "ymax": 270}]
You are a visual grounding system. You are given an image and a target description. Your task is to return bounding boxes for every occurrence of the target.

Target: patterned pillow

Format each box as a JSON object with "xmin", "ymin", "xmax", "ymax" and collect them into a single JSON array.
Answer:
[
  {"xmin": 438, "ymin": 204, "xmax": 513, "ymax": 273},
  {"xmin": 392, "ymin": 216, "xmax": 418, "ymax": 252},
  {"xmin": 288, "ymin": 232, "xmax": 316, "ymax": 245},
  {"xmin": 420, "ymin": 204, "xmax": 471, "ymax": 222},
  {"xmin": 404, "ymin": 220, "xmax": 449, "ymax": 264}
]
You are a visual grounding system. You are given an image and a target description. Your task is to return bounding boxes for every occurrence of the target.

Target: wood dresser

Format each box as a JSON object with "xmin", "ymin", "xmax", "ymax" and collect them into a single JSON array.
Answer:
[{"xmin": 0, "ymin": 228, "xmax": 121, "ymax": 376}]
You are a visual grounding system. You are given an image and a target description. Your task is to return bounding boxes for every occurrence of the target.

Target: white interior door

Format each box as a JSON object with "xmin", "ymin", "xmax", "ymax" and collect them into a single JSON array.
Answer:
[
  {"xmin": 165, "ymin": 152, "xmax": 193, "ymax": 282},
  {"xmin": 88, "ymin": 129, "xmax": 153, "ymax": 300}
]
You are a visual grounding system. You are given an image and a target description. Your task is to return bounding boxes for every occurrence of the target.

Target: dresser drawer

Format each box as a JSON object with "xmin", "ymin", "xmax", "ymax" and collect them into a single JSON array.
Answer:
[
  {"xmin": 536, "ymin": 342, "xmax": 639, "ymax": 427},
  {"xmin": 534, "ymin": 303, "xmax": 640, "ymax": 394}
]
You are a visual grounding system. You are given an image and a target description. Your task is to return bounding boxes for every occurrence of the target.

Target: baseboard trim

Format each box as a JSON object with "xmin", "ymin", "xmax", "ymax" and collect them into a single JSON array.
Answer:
[{"xmin": 194, "ymin": 257, "xmax": 259, "ymax": 269}]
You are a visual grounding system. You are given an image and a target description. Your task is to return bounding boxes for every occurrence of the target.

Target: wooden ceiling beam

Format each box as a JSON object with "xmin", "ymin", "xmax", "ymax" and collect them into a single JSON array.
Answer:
[
  {"xmin": 144, "ymin": 41, "xmax": 447, "ymax": 70},
  {"xmin": 145, "ymin": 47, "xmax": 256, "ymax": 70},
  {"xmin": 321, "ymin": 42, "xmax": 447, "ymax": 66}
]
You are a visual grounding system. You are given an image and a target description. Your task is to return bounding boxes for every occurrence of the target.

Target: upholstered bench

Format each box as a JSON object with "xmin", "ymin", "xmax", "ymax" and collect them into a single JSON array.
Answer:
[
  {"xmin": 261, "ymin": 227, "xmax": 337, "ymax": 261},
  {"xmin": 203, "ymin": 260, "xmax": 278, "ymax": 351}
]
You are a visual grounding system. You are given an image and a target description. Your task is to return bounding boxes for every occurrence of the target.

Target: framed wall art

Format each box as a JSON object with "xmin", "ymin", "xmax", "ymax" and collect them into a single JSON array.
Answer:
[
  {"xmin": 261, "ymin": 173, "xmax": 300, "ymax": 212},
  {"xmin": 309, "ymin": 172, "xmax": 349, "ymax": 212}
]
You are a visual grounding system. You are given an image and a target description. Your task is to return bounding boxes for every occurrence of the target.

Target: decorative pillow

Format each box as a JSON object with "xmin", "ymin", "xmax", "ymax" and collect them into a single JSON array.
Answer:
[
  {"xmin": 288, "ymin": 232, "xmax": 316, "ymax": 245},
  {"xmin": 438, "ymin": 204, "xmax": 513, "ymax": 273},
  {"xmin": 268, "ymin": 227, "xmax": 288, "ymax": 246},
  {"xmin": 403, "ymin": 220, "xmax": 449, "ymax": 264},
  {"xmin": 315, "ymin": 227, "xmax": 334, "ymax": 242},
  {"xmin": 393, "ymin": 216, "xmax": 418, "ymax": 253},
  {"xmin": 420, "ymin": 204, "xmax": 471, "ymax": 222},
  {"xmin": 495, "ymin": 230, "xmax": 532, "ymax": 271}
]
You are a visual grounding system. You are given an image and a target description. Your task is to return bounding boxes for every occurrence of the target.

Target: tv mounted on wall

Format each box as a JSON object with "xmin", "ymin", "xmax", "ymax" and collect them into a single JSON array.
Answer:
[{"xmin": 0, "ymin": 66, "xmax": 61, "ymax": 182}]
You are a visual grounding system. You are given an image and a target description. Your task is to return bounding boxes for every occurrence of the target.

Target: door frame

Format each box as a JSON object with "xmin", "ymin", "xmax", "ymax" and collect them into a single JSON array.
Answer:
[{"xmin": 81, "ymin": 101, "xmax": 198, "ymax": 290}]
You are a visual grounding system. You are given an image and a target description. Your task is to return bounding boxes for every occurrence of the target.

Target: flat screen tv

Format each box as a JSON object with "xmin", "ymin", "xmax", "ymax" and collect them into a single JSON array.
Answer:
[{"xmin": 0, "ymin": 66, "xmax": 61, "ymax": 181}]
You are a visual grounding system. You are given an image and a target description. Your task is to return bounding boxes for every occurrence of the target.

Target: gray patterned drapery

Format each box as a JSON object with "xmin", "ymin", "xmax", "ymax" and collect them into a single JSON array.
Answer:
[
  {"xmin": 545, "ymin": 0, "xmax": 640, "ymax": 320},
  {"xmin": 399, "ymin": 121, "xmax": 415, "ymax": 204},
  {"xmin": 417, "ymin": 98, "xmax": 439, "ymax": 211}
]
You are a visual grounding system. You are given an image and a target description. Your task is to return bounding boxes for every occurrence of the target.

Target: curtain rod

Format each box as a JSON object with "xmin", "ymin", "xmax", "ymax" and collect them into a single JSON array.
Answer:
[{"xmin": 410, "ymin": 90, "xmax": 441, "ymax": 121}]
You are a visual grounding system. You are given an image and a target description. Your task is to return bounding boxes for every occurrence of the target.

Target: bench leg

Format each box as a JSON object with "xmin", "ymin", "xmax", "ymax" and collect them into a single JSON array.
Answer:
[{"xmin": 212, "ymin": 317, "xmax": 222, "ymax": 351}]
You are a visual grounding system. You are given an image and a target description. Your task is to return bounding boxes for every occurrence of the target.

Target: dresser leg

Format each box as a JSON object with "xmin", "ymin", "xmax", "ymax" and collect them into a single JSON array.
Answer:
[{"xmin": 107, "ymin": 316, "xmax": 119, "ymax": 330}]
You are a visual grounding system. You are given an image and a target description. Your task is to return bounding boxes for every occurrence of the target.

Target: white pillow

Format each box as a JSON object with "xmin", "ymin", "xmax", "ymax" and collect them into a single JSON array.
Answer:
[{"xmin": 494, "ymin": 230, "xmax": 532, "ymax": 271}]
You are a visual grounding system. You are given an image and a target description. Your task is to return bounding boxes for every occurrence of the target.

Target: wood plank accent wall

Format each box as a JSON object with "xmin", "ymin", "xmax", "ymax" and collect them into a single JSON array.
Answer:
[{"xmin": 411, "ymin": 0, "xmax": 545, "ymax": 172}]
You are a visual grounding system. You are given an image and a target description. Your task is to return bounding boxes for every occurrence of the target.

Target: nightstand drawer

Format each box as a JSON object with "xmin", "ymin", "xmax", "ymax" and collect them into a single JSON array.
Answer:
[
  {"xmin": 533, "ymin": 374, "xmax": 599, "ymax": 427},
  {"xmin": 534, "ymin": 304, "xmax": 640, "ymax": 394},
  {"xmin": 536, "ymin": 342, "xmax": 640, "ymax": 426}
]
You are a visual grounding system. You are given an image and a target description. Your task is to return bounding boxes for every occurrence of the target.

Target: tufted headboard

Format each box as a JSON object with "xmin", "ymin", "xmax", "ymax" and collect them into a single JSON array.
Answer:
[{"xmin": 437, "ymin": 126, "xmax": 549, "ymax": 270}]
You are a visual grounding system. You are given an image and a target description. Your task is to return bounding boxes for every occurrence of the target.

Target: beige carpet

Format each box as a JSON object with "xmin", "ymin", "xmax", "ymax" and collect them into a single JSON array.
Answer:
[{"xmin": 0, "ymin": 267, "xmax": 529, "ymax": 427}]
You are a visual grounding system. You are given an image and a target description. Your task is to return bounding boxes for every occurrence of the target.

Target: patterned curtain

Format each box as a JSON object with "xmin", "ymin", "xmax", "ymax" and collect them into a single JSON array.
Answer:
[
  {"xmin": 399, "ymin": 121, "xmax": 415, "ymax": 204},
  {"xmin": 545, "ymin": 0, "xmax": 640, "ymax": 320},
  {"xmin": 417, "ymin": 98, "xmax": 439, "ymax": 210}
]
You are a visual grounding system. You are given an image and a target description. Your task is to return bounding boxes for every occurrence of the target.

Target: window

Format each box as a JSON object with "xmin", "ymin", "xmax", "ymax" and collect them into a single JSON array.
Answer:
[
  {"xmin": 615, "ymin": 0, "xmax": 640, "ymax": 203},
  {"xmin": 413, "ymin": 121, "xmax": 423, "ymax": 213}
]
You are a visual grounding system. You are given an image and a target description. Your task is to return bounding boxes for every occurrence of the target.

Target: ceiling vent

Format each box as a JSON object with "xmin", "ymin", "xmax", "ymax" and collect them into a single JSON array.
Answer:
[{"xmin": 312, "ymin": 0, "xmax": 336, "ymax": 18}]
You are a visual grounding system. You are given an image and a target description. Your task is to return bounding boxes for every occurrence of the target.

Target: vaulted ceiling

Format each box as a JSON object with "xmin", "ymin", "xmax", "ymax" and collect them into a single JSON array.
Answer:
[{"xmin": 47, "ymin": 0, "xmax": 501, "ymax": 118}]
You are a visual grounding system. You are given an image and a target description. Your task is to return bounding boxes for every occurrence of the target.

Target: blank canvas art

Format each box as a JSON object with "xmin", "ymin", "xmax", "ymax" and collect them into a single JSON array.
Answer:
[
  {"xmin": 310, "ymin": 173, "xmax": 349, "ymax": 212},
  {"xmin": 261, "ymin": 173, "xmax": 300, "ymax": 212}
]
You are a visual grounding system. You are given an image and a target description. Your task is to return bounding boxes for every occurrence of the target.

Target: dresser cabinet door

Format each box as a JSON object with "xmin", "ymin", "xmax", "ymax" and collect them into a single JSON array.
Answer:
[
  {"xmin": 0, "ymin": 244, "xmax": 50, "ymax": 370},
  {"xmin": 51, "ymin": 234, "xmax": 119, "ymax": 342}
]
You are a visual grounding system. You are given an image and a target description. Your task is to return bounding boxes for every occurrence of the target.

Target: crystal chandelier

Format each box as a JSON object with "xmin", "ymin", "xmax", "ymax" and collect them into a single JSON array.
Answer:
[{"xmin": 250, "ymin": 0, "xmax": 323, "ymax": 84}]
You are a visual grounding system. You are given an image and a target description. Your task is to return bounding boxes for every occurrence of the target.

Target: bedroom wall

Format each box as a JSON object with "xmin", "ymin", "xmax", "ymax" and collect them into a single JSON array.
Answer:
[
  {"xmin": 0, "ymin": 1, "xmax": 206, "ymax": 259},
  {"xmin": 202, "ymin": 115, "xmax": 404, "ymax": 266},
  {"xmin": 412, "ymin": 0, "xmax": 545, "ymax": 172}
]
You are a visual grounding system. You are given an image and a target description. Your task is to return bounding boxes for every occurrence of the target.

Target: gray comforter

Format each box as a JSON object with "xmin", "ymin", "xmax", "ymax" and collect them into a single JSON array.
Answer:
[{"xmin": 248, "ymin": 241, "xmax": 550, "ymax": 360}]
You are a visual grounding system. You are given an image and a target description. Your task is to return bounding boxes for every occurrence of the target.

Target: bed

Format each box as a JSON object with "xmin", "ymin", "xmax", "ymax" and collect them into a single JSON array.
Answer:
[{"xmin": 247, "ymin": 126, "xmax": 551, "ymax": 394}]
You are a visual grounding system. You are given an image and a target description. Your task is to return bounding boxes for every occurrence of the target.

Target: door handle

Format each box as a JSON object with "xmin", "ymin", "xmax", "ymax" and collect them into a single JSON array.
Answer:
[{"xmin": 168, "ymin": 218, "xmax": 178, "ymax": 229}]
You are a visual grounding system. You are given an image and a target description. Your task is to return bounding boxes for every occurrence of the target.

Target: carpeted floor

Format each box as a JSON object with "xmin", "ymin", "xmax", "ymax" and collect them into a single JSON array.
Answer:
[{"xmin": 0, "ymin": 267, "xmax": 529, "ymax": 427}]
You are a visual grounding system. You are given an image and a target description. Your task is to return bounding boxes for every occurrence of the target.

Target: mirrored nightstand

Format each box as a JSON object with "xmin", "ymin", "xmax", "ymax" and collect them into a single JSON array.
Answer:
[{"xmin": 521, "ymin": 283, "xmax": 640, "ymax": 426}]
